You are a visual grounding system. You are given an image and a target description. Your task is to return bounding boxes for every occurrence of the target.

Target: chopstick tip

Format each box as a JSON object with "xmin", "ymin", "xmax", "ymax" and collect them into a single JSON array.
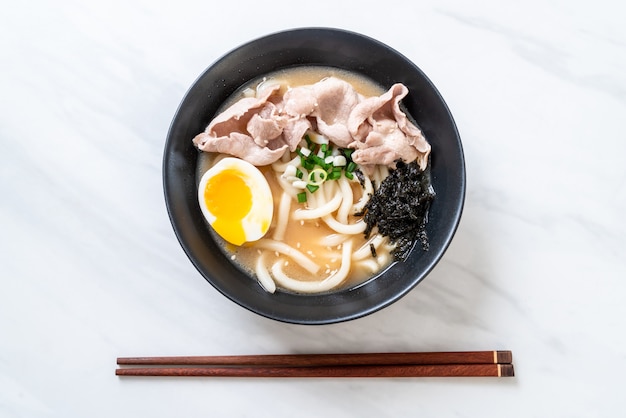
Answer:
[
  {"xmin": 495, "ymin": 350, "xmax": 513, "ymax": 364},
  {"xmin": 498, "ymin": 364, "xmax": 515, "ymax": 377}
]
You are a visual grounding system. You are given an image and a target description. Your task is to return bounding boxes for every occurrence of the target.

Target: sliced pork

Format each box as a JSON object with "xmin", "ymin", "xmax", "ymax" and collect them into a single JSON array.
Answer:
[
  {"xmin": 193, "ymin": 77, "xmax": 431, "ymax": 170},
  {"xmin": 307, "ymin": 77, "xmax": 361, "ymax": 147},
  {"xmin": 281, "ymin": 77, "xmax": 361, "ymax": 147},
  {"xmin": 192, "ymin": 85, "xmax": 291, "ymax": 166},
  {"xmin": 348, "ymin": 83, "xmax": 430, "ymax": 170}
]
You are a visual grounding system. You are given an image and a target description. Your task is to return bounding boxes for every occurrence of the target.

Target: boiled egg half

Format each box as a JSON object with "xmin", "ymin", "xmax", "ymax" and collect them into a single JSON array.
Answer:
[{"xmin": 198, "ymin": 157, "xmax": 273, "ymax": 246}]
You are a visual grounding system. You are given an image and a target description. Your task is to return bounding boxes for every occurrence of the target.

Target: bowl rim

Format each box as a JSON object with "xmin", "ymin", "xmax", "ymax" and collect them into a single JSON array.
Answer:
[{"xmin": 163, "ymin": 27, "xmax": 466, "ymax": 324}]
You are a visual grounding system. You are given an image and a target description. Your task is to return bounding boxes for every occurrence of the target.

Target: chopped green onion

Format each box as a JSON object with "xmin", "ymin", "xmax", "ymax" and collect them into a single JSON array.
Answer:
[
  {"xmin": 333, "ymin": 155, "xmax": 347, "ymax": 166},
  {"xmin": 302, "ymin": 158, "xmax": 315, "ymax": 171},
  {"xmin": 294, "ymin": 140, "xmax": 361, "ymax": 191},
  {"xmin": 297, "ymin": 192, "xmax": 307, "ymax": 203},
  {"xmin": 311, "ymin": 154, "xmax": 326, "ymax": 168},
  {"xmin": 308, "ymin": 168, "xmax": 327, "ymax": 185}
]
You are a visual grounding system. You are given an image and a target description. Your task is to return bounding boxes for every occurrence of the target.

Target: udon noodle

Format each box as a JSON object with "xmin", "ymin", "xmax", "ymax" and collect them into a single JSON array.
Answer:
[{"xmin": 197, "ymin": 137, "xmax": 396, "ymax": 294}]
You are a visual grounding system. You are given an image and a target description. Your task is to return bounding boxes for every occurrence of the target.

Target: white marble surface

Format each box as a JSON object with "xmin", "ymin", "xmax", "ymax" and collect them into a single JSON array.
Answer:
[{"xmin": 2, "ymin": 0, "xmax": 625, "ymax": 416}]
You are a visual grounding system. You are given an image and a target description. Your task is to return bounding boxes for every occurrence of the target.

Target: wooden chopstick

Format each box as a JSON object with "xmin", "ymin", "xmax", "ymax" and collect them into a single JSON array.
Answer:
[
  {"xmin": 117, "ymin": 350, "xmax": 512, "ymax": 367},
  {"xmin": 116, "ymin": 351, "xmax": 514, "ymax": 378},
  {"xmin": 116, "ymin": 363, "xmax": 513, "ymax": 377}
]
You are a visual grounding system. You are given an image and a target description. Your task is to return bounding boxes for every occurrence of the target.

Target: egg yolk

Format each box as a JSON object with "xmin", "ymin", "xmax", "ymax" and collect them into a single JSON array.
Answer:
[{"xmin": 203, "ymin": 169, "xmax": 252, "ymax": 245}]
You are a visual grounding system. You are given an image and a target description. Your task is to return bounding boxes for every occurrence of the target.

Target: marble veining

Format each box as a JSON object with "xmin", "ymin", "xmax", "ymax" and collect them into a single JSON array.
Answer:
[{"xmin": 1, "ymin": 0, "xmax": 625, "ymax": 417}]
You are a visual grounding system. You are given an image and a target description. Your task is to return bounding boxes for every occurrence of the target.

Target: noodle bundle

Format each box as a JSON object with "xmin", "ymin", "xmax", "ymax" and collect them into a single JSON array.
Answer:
[{"xmin": 243, "ymin": 150, "xmax": 391, "ymax": 293}]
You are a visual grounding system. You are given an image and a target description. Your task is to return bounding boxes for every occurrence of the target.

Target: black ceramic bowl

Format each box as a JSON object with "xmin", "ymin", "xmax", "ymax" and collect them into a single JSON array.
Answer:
[{"xmin": 163, "ymin": 28, "xmax": 465, "ymax": 324}]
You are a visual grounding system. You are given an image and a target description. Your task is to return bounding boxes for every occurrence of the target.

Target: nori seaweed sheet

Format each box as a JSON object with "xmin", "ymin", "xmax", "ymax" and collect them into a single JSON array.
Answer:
[{"xmin": 358, "ymin": 160, "xmax": 435, "ymax": 261}]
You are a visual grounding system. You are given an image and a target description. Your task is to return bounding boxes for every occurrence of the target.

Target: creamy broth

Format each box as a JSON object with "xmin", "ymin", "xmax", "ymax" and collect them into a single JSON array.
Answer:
[
  {"xmin": 196, "ymin": 66, "xmax": 396, "ymax": 293},
  {"xmin": 251, "ymin": 66, "xmax": 385, "ymax": 98}
]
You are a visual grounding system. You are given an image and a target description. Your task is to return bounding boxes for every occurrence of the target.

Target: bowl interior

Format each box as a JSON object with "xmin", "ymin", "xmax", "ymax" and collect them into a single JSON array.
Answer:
[{"xmin": 163, "ymin": 28, "xmax": 465, "ymax": 324}]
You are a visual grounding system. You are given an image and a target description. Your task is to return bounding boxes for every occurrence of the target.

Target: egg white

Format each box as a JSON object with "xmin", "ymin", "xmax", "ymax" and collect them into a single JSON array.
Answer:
[{"xmin": 197, "ymin": 157, "xmax": 273, "ymax": 245}]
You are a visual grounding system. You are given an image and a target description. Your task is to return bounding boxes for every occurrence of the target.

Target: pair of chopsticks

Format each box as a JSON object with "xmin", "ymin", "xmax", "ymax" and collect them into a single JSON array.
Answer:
[{"xmin": 116, "ymin": 350, "xmax": 514, "ymax": 378}]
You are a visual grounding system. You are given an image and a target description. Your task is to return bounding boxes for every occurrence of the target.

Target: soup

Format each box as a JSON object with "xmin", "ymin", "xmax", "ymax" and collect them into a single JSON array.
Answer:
[{"xmin": 194, "ymin": 66, "xmax": 432, "ymax": 294}]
